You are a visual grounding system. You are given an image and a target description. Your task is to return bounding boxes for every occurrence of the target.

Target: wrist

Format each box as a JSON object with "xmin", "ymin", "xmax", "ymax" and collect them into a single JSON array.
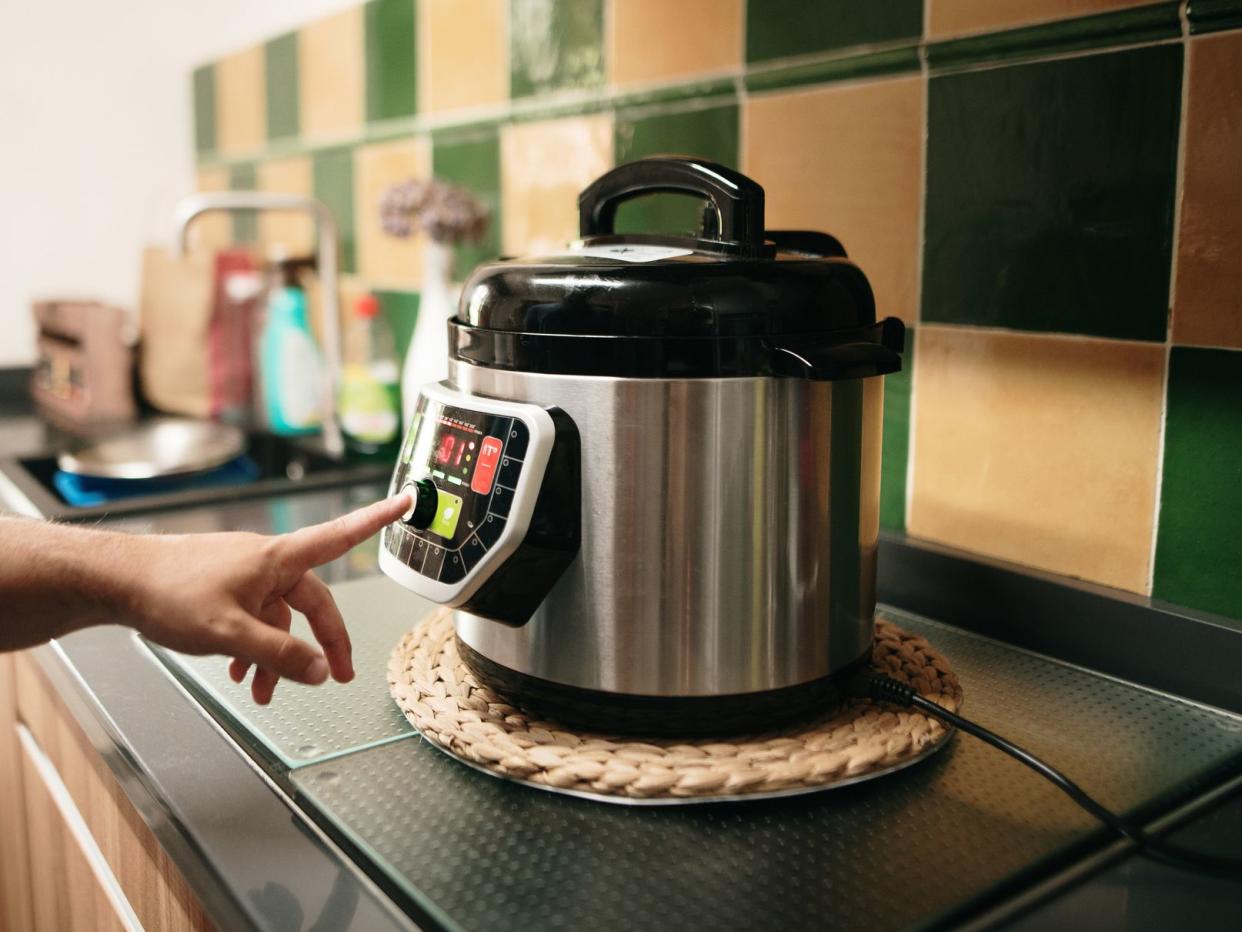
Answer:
[
  {"xmin": 90, "ymin": 531, "xmax": 162, "ymax": 630},
  {"xmin": 58, "ymin": 526, "xmax": 155, "ymax": 633}
]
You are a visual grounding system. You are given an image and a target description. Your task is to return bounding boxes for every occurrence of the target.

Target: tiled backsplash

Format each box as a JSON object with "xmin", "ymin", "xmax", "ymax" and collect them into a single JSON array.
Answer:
[{"xmin": 190, "ymin": 0, "xmax": 1242, "ymax": 622}]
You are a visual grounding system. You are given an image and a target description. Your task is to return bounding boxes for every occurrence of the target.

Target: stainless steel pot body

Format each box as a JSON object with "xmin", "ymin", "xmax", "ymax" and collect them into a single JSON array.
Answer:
[{"xmin": 451, "ymin": 359, "xmax": 885, "ymax": 698}]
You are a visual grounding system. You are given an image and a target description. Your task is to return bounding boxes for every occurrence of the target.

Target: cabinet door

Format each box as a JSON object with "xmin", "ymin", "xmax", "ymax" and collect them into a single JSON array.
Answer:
[
  {"xmin": 17, "ymin": 723, "xmax": 140, "ymax": 932},
  {"xmin": 0, "ymin": 653, "xmax": 34, "ymax": 932}
]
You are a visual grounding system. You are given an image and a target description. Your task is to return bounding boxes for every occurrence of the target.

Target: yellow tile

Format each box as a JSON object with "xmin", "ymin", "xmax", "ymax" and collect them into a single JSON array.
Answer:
[
  {"xmin": 190, "ymin": 168, "xmax": 232, "ymax": 252},
  {"xmin": 355, "ymin": 137, "xmax": 432, "ymax": 287},
  {"xmin": 745, "ymin": 77, "xmax": 923, "ymax": 322},
  {"xmin": 608, "ymin": 0, "xmax": 742, "ymax": 87},
  {"xmin": 215, "ymin": 46, "xmax": 265, "ymax": 155},
  {"xmin": 928, "ymin": 0, "xmax": 1152, "ymax": 38},
  {"xmin": 256, "ymin": 156, "xmax": 315, "ymax": 259},
  {"xmin": 299, "ymin": 7, "xmax": 365, "ymax": 141},
  {"xmin": 908, "ymin": 326, "xmax": 1165, "ymax": 593},
  {"xmin": 1174, "ymin": 32, "xmax": 1242, "ymax": 350},
  {"xmin": 500, "ymin": 115, "xmax": 613, "ymax": 255},
  {"xmin": 419, "ymin": 0, "xmax": 508, "ymax": 114}
]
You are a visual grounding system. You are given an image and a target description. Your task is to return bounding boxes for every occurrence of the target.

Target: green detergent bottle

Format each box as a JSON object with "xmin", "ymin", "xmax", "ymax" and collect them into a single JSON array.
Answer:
[{"xmin": 339, "ymin": 293, "xmax": 401, "ymax": 456}]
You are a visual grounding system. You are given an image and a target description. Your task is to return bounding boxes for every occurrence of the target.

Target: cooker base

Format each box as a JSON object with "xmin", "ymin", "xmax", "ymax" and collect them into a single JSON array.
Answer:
[{"xmin": 456, "ymin": 636, "xmax": 870, "ymax": 737}]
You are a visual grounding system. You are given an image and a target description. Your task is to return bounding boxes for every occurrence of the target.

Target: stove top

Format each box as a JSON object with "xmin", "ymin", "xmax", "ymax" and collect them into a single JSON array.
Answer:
[{"xmin": 0, "ymin": 431, "xmax": 391, "ymax": 520}]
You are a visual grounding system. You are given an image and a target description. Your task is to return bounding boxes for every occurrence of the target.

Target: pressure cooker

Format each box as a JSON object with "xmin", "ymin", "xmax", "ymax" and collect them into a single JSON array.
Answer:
[{"xmin": 380, "ymin": 157, "xmax": 904, "ymax": 735}]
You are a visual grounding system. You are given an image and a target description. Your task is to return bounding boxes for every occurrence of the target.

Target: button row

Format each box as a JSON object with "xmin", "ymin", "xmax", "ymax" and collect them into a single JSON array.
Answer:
[{"xmin": 387, "ymin": 515, "xmax": 508, "ymax": 585}]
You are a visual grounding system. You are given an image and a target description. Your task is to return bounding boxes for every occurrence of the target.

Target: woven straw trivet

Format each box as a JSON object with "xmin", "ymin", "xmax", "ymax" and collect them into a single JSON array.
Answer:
[{"xmin": 387, "ymin": 610, "xmax": 963, "ymax": 804}]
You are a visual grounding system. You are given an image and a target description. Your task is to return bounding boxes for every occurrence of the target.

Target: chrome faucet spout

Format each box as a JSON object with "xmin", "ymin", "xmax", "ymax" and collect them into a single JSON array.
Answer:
[{"xmin": 172, "ymin": 191, "xmax": 344, "ymax": 457}]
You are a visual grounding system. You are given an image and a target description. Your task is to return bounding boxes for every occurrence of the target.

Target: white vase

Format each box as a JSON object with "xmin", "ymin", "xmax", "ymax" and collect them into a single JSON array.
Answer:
[{"xmin": 402, "ymin": 240, "xmax": 458, "ymax": 428}]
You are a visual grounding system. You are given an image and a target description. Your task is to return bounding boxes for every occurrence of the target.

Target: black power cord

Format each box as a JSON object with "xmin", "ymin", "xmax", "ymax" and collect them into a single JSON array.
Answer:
[{"xmin": 852, "ymin": 674, "xmax": 1242, "ymax": 878}]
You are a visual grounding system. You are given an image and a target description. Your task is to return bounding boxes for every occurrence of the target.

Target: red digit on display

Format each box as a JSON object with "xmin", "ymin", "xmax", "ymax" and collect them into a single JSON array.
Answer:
[{"xmin": 435, "ymin": 434, "xmax": 455, "ymax": 465}]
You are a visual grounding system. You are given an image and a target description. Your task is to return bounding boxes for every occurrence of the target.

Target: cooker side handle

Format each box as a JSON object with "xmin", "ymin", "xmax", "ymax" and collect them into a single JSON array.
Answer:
[{"xmin": 767, "ymin": 318, "xmax": 906, "ymax": 381}]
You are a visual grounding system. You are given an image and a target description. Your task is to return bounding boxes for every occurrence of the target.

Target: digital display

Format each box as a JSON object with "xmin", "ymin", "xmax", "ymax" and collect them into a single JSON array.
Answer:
[
  {"xmin": 430, "ymin": 418, "xmax": 482, "ymax": 484},
  {"xmin": 433, "ymin": 431, "xmax": 474, "ymax": 469}
]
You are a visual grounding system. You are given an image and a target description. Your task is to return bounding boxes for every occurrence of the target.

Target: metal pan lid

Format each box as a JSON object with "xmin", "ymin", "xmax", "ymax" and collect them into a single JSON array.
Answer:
[{"xmin": 57, "ymin": 418, "xmax": 246, "ymax": 480}]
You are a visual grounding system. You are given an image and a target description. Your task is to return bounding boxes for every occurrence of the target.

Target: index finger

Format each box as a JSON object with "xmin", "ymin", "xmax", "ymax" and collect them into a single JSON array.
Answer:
[{"xmin": 280, "ymin": 492, "xmax": 411, "ymax": 569}]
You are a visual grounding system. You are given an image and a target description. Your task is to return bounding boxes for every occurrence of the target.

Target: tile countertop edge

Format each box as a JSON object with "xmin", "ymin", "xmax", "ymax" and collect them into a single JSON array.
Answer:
[{"xmin": 27, "ymin": 629, "xmax": 422, "ymax": 932}]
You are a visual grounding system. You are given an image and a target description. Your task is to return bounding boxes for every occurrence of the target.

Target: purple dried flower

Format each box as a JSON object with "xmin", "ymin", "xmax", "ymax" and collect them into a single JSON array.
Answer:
[{"xmin": 379, "ymin": 178, "xmax": 489, "ymax": 245}]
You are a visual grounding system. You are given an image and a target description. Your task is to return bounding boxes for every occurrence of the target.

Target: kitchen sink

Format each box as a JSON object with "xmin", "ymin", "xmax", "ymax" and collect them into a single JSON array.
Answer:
[{"xmin": 0, "ymin": 430, "xmax": 392, "ymax": 520}]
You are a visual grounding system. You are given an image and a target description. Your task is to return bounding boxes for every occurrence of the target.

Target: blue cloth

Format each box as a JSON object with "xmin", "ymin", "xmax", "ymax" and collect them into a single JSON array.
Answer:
[{"xmin": 53, "ymin": 456, "xmax": 261, "ymax": 507}]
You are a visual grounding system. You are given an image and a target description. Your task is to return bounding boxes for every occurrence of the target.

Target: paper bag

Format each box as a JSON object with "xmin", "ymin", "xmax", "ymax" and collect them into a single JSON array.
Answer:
[{"xmin": 138, "ymin": 245, "xmax": 215, "ymax": 417}]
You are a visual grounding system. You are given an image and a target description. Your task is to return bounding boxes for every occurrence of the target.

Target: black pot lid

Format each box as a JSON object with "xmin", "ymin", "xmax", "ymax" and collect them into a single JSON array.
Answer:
[{"xmin": 451, "ymin": 157, "xmax": 904, "ymax": 379}]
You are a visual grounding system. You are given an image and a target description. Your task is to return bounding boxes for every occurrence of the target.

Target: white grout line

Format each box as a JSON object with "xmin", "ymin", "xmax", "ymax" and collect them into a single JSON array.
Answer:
[{"xmin": 1146, "ymin": 1, "xmax": 1194, "ymax": 595}]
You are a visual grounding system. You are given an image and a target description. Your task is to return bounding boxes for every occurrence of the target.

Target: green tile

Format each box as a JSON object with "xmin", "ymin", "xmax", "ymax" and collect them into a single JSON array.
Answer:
[
  {"xmin": 613, "ymin": 103, "xmax": 739, "ymax": 237},
  {"xmin": 265, "ymin": 32, "xmax": 300, "ymax": 141},
  {"xmin": 510, "ymin": 0, "xmax": 604, "ymax": 98},
  {"xmin": 313, "ymin": 148, "xmax": 357, "ymax": 272},
  {"xmin": 229, "ymin": 163, "xmax": 257, "ymax": 243},
  {"xmin": 1153, "ymin": 348, "xmax": 1242, "ymax": 620},
  {"xmin": 879, "ymin": 328, "xmax": 913, "ymax": 531},
  {"xmin": 922, "ymin": 45, "xmax": 1181, "ymax": 342},
  {"xmin": 365, "ymin": 0, "xmax": 418, "ymax": 122},
  {"xmin": 432, "ymin": 131, "xmax": 501, "ymax": 274},
  {"xmin": 927, "ymin": 2, "xmax": 1180, "ymax": 71},
  {"xmin": 746, "ymin": 0, "xmax": 922, "ymax": 63},
  {"xmin": 375, "ymin": 289, "xmax": 420, "ymax": 359},
  {"xmin": 1188, "ymin": 0, "xmax": 1242, "ymax": 33},
  {"xmin": 193, "ymin": 65, "xmax": 216, "ymax": 155}
]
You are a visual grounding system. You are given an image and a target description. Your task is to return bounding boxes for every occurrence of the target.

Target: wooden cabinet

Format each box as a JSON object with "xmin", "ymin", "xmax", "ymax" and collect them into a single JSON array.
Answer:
[
  {"xmin": 17, "ymin": 723, "xmax": 130, "ymax": 931},
  {"xmin": 0, "ymin": 652, "xmax": 215, "ymax": 932},
  {"xmin": 0, "ymin": 654, "xmax": 34, "ymax": 932}
]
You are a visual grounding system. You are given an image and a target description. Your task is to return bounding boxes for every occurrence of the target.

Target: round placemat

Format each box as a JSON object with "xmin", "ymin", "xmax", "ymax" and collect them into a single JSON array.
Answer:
[{"xmin": 387, "ymin": 610, "xmax": 963, "ymax": 804}]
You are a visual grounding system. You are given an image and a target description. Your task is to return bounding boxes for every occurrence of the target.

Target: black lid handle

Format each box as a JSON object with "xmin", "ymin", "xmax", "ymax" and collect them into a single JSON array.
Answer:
[{"xmin": 578, "ymin": 157, "xmax": 766, "ymax": 252}]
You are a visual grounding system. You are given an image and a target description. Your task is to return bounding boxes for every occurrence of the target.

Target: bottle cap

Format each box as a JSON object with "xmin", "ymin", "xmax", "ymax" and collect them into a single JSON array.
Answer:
[{"xmin": 355, "ymin": 293, "xmax": 381, "ymax": 319}]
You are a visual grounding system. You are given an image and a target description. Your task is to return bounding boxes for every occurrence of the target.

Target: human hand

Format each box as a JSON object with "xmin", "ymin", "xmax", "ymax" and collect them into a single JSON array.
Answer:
[{"xmin": 121, "ymin": 492, "xmax": 410, "ymax": 704}]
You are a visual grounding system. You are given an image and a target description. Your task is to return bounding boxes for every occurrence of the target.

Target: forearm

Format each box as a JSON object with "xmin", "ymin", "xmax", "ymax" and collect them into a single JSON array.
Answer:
[{"xmin": 0, "ymin": 516, "xmax": 143, "ymax": 651}]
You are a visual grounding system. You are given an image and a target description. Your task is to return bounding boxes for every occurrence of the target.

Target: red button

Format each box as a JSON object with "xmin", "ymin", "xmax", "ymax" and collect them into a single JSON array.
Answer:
[{"xmin": 471, "ymin": 436, "xmax": 503, "ymax": 495}]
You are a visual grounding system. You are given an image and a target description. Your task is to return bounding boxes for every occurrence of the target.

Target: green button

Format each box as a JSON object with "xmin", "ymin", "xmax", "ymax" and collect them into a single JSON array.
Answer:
[{"xmin": 429, "ymin": 489, "xmax": 463, "ymax": 539}]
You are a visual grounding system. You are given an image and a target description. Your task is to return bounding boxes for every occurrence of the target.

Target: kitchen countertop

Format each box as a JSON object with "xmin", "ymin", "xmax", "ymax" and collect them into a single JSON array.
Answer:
[{"xmin": 4, "ymin": 399, "xmax": 1242, "ymax": 930}]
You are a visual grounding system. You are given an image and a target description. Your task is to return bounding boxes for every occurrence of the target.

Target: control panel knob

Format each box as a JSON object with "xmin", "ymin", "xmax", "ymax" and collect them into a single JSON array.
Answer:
[{"xmin": 401, "ymin": 478, "xmax": 439, "ymax": 530}]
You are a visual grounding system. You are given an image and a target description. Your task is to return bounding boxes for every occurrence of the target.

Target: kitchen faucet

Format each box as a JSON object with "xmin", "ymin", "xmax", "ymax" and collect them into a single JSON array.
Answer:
[{"xmin": 172, "ymin": 191, "xmax": 345, "ymax": 457}]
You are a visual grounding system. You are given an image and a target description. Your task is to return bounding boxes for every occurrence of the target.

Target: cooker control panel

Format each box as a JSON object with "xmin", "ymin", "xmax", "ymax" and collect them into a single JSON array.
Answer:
[{"xmin": 380, "ymin": 382, "xmax": 580, "ymax": 626}]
